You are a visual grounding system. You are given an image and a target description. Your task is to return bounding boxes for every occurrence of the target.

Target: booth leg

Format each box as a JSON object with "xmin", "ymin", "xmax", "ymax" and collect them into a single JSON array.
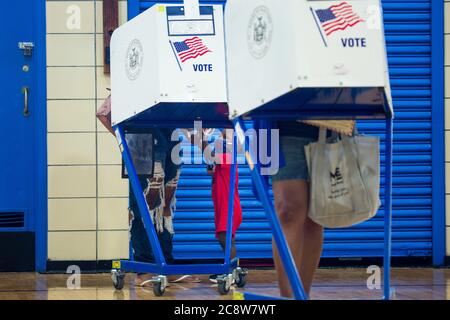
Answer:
[
  {"xmin": 114, "ymin": 125, "xmax": 167, "ymax": 269},
  {"xmin": 233, "ymin": 118, "xmax": 308, "ymax": 300},
  {"xmin": 224, "ymin": 134, "xmax": 237, "ymax": 266},
  {"xmin": 383, "ymin": 117, "xmax": 393, "ymax": 300}
]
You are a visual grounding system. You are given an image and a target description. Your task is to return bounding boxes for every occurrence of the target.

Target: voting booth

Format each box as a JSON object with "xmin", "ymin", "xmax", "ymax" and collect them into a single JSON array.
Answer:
[
  {"xmin": 109, "ymin": 0, "xmax": 247, "ymax": 297},
  {"xmin": 224, "ymin": 0, "xmax": 394, "ymax": 300},
  {"xmin": 110, "ymin": 0, "xmax": 229, "ymax": 128},
  {"xmin": 225, "ymin": 0, "xmax": 393, "ymax": 121}
]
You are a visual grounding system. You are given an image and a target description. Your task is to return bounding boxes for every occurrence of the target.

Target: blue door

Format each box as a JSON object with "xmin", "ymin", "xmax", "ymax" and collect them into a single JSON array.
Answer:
[{"xmin": 0, "ymin": 0, "xmax": 46, "ymax": 271}]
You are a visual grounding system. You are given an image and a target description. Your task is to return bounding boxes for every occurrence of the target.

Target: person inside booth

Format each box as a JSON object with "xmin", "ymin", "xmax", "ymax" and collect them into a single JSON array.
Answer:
[{"xmin": 97, "ymin": 96, "xmax": 201, "ymax": 287}]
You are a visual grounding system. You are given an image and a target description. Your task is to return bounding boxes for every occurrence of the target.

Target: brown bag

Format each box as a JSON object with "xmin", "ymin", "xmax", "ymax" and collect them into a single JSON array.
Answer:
[{"xmin": 96, "ymin": 95, "xmax": 115, "ymax": 135}]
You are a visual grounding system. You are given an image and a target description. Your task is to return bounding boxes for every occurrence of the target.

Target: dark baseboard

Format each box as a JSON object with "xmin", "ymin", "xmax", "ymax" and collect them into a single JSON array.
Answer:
[
  {"xmin": 46, "ymin": 260, "xmax": 114, "ymax": 273},
  {"xmin": 0, "ymin": 232, "xmax": 35, "ymax": 272}
]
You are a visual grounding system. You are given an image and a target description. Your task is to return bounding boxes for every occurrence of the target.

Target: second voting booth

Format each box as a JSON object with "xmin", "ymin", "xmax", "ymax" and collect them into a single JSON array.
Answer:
[
  {"xmin": 224, "ymin": 0, "xmax": 393, "ymax": 300},
  {"xmin": 109, "ymin": 0, "xmax": 394, "ymax": 300}
]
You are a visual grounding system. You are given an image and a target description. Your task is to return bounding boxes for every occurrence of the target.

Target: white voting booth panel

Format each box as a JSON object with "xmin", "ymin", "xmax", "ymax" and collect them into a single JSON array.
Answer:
[
  {"xmin": 225, "ymin": 0, "xmax": 393, "ymax": 119},
  {"xmin": 110, "ymin": 1, "xmax": 227, "ymax": 126}
]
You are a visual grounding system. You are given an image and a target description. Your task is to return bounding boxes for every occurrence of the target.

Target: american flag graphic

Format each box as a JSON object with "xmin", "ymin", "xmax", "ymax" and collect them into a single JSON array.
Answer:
[
  {"xmin": 173, "ymin": 37, "xmax": 211, "ymax": 63},
  {"xmin": 315, "ymin": 2, "xmax": 364, "ymax": 36}
]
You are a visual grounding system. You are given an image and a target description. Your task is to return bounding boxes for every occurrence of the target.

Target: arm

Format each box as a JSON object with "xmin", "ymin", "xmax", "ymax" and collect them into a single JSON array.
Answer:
[{"xmin": 96, "ymin": 95, "xmax": 115, "ymax": 136}]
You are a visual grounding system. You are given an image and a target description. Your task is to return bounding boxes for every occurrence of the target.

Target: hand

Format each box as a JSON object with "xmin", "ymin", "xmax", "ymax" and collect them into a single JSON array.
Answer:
[{"xmin": 203, "ymin": 128, "xmax": 215, "ymax": 137}]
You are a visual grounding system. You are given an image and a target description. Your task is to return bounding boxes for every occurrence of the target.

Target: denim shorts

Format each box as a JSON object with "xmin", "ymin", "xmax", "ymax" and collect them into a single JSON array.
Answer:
[{"xmin": 271, "ymin": 136, "xmax": 316, "ymax": 182}]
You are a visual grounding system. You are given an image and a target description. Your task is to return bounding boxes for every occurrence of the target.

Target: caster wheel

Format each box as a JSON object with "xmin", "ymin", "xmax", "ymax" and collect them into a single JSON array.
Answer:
[
  {"xmin": 235, "ymin": 273, "xmax": 247, "ymax": 288},
  {"xmin": 153, "ymin": 281, "xmax": 165, "ymax": 297},
  {"xmin": 218, "ymin": 278, "xmax": 231, "ymax": 295},
  {"xmin": 233, "ymin": 267, "xmax": 248, "ymax": 288},
  {"xmin": 111, "ymin": 270, "xmax": 125, "ymax": 290}
]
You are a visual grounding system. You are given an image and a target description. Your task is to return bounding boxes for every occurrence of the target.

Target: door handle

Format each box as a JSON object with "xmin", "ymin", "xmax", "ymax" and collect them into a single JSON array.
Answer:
[{"xmin": 22, "ymin": 86, "xmax": 30, "ymax": 117}]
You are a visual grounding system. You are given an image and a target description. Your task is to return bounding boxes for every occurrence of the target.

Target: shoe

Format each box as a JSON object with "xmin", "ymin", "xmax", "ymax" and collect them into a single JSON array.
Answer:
[{"xmin": 209, "ymin": 274, "xmax": 219, "ymax": 284}]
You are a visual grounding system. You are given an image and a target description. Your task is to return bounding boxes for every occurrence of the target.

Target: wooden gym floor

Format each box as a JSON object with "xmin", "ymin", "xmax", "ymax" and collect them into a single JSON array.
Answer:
[{"xmin": 0, "ymin": 268, "xmax": 449, "ymax": 300}]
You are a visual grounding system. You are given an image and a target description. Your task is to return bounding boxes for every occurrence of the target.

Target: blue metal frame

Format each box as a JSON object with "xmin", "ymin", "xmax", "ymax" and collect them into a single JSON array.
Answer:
[
  {"xmin": 127, "ymin": 0, "xmax": 140, "ymax": 20},
  {"xmin": 241, "ymin": 293, "xmax": 288, "ymax": 301},
  {"xmin": 430, "ymin": 0, "xmax": 446, "ymax": 266},
  {"xmin": 113, "ymin": 124, "xmax": 239, "ymax": 276},
  {"xmin": 224, "ymin": 134, "xmax": 237, "ymax": 265},
  {"xmin": 234, "ymin": 118, "xmax": 308, "ymax": 300},
  {"xmin": 112, "ymin": 110, "xmax": 393, "ymax": 300},
  {"xmin": 384, "ymin": 116, "xmax": 393, "ymax": 299},
  {"xmin": 233, "ymin": 114, "xmax": 393, "ymax": 301}
]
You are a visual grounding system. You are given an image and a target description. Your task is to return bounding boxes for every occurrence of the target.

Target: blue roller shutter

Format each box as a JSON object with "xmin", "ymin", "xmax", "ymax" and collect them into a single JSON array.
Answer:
[
  {"xmin": 130, "ymin": 0, "xmax": 434, "ymax": 260},
  {"xmin": 354, "ymin": 0, "xmax": 433, "ymax": 258}
]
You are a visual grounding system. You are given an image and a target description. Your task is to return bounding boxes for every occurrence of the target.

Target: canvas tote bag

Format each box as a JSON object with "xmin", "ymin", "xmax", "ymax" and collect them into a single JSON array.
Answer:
[{"xmin": 305, "ymin": 128, "xmax": 380, "ymax": 228}]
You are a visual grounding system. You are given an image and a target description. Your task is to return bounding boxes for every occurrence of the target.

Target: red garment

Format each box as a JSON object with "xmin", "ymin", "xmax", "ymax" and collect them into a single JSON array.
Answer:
[{"xmin": 211, "ymin": 153, "xmax": 243, "ymax": 238}]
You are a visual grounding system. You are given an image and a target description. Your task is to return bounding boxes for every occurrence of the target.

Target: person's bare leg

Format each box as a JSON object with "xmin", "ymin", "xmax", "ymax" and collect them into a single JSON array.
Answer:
[
  {"xmin": 299, "ymin": 217, "xmax": 324, "ymax": 294},
  {"xmin": 272, "ymin": 180, "xmax": 309, "ymax": 298},
  {"xmin": 217, "ymin": 232, "xmax": 237, "ymax": 259}
]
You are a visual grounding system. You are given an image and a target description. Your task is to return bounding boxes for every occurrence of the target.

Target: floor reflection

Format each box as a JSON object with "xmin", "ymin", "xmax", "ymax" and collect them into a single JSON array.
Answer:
[{"xmin": 0, "ymin": 268, "xmax": 449, "ymax": 300}]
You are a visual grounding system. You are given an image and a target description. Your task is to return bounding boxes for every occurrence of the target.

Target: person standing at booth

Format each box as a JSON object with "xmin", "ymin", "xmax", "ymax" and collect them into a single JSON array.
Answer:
[
  {"xmin": 206, "ymin": 130, "xmax": 243, "ymax": 283},
  {"xmin": 129, "ymin": 128, "xmax": 178, "ymax": 286},
  {"xmin": 96, "ymin": 97, "xmax": 199, "ymax": 286},
  {"xmin": 270, "ymin": 121, "xmax": 325, "ymax": 297},
  {"xmin": 129, "ymin": 129, "xmax": 202, "ymax": 286}
]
